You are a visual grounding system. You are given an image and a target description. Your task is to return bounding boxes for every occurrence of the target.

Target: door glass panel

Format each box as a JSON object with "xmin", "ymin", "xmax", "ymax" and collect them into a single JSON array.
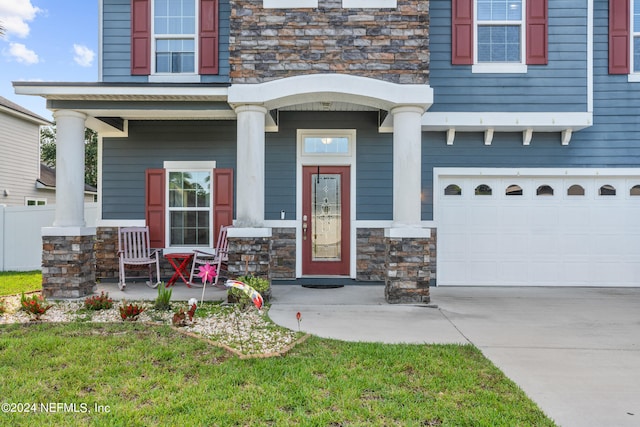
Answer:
[{"xmin": 312, "ymin": 174, "xmax": 341, "ymax": 261}]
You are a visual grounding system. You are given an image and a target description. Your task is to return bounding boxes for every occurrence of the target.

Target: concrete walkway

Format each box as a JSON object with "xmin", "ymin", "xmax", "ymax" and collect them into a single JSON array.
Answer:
[{"xmin": 268, "ymin": 285, "xmax": 640, "ymax": 427}]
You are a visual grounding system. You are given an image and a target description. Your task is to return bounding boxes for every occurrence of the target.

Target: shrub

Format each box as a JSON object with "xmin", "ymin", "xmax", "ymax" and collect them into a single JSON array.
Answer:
[
  {"xmin": 119, "ymin": 302, "xmax": 146, "ymax": 321},
  {"xmin": 20, "ymin": 293, "xmax": 53, "ymax": 320},
  {"xmin": 84, "ymin": 292, "xmax": 114, "ymax": 310},
  {"xmin": 154, "ymin": 284, "xmax": 172, "ymax": 311}
]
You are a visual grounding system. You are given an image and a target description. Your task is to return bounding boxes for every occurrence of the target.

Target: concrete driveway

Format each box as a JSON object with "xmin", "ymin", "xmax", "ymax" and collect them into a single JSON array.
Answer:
[{"xmin": 269, "ymin": 285, "xmax": 640, "ymax": 427}]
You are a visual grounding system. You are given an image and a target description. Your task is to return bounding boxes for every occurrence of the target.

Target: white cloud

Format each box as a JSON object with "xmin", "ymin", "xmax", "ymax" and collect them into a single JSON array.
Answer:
[
  {"xmin": 73, "ymin": 44, "xmax": 95, "ymax": 67},
  {"xmin": 0, "ymin": 0, "xmax": 42, "ymax": 38},
  {"xmin": 8, "ymin": 42, "xmax": 38, "ymax": 64}
]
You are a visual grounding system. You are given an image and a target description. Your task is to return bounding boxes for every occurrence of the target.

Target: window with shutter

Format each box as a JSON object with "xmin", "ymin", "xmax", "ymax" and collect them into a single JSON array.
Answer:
[
  {"xmin": 452, "ymin": 0, "xmax": 548, "ymax": 72},
  {"xmin": 131, "ymin": 0, "xmax": 219, "ymax": 77},
  {"xmin": 146, "ymin": 164, "xmax": 233, "ymax": 249}
]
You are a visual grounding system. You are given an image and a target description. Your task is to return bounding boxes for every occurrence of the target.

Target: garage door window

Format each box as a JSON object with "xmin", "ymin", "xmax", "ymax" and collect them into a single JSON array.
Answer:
[
  {"xmin": 630, "ymin": 185, "xmax": 640, "ymax": 196},
  {"xmin": 599, "ymin": 185, "xmax": 616, "ymax": 196},
  {"xmin": 444, "ymin": 184, "xmax": 462, "ymax": 195},
  {"xmin": 567, "ymin": 185, "xmax": 585, "ymax": 196},
  {"xmin": 536, "ymin": 185, "xmax": 554, "ymax": 196},
  {"xmin": 506, "ymin": 184, "xmax": 523, "ymax": 196},
  {"xmin": 475, "ymin": 184, "xmax": 492, "ymax": 195}
]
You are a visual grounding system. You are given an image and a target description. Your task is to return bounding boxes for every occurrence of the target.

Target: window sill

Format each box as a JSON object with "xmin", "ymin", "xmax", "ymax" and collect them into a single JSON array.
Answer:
[
  {"xmin": 472, "ymin": 63, "xmax": 527, "ymax": 74},
  {"xmin": 627, "ymin": 74, "xmax": 640, "ymax": 82},
  {"xmin": 263, "ymin": 0, "xmax": 317, "ymax": 8},
  {"xmin": 149, "ymin": 74, "xmax": 201, "ymax": 83}
]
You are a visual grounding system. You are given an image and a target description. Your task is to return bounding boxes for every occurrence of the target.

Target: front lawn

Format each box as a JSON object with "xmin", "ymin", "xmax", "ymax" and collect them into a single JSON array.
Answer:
[
  {"xmin": 0, "ymin": 322, "xmax": 555, "ymax": 426},
  {"xmin": 0, "ymin": 270, "xmax": 41, "ymax": 296}
]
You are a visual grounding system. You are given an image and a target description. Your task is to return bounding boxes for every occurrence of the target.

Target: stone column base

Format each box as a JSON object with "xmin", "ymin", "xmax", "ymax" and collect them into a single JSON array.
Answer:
[
  {"xmin": 384, "ymin": 229, "xmax": 431, "ymax": 304},
  {"xmin": 42, "ymin": 233, "xmax": 96, "ymax": 298},
  {"xmin": 227, "ymin": 228, "xmax": 271, "ymax": 283}
]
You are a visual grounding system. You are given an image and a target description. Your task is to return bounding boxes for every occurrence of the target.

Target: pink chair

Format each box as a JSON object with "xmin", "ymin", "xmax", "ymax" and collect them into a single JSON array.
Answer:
[
  {"xmin": 117, "ymin": 226, "xmax": 161, "ymax": 290},
  {"xmin": 190, "ymin": 225, "xmax": 230, "ymax": 301}
]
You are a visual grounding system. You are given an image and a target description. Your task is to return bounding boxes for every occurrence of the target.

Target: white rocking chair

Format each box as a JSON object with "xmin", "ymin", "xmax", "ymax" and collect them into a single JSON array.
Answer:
[
  {"xmin": 117, "ymin": 226, "xmax": 161, "ymax": 290},
  {"xmin": 190, "ymin": 225, "xmax": 230, "ymax": 302}
]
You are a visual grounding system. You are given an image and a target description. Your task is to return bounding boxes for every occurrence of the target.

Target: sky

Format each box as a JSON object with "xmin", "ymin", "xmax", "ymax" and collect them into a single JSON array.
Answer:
[{"xmin": 0, "ymin": 0, "xmax": 99, "ymax": 121}]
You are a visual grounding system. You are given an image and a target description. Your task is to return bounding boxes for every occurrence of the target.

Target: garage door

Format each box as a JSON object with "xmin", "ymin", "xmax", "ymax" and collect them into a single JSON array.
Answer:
[{"xmin": 436, "ymin": 170, "xmax": 640, "ymax": 286}]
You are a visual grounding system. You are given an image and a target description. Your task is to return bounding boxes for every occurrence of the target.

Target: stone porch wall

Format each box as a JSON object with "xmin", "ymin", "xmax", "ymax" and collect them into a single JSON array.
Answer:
[
  {"xmin": 356, "ymin": 228, "xmax": 386, "ymax": 281},
  {"xmin": 42, "ymin": 235, "xmax": 96, "ymax": 298},
  {"xmin": 229, "ymin": 0, "xmax": 429, "ymax": 84},
  {"xmin": 270, "ymin": 228, "xmax": 296, "ymax": 279},
  {"xmin": 385, "ymin": 234, "xmax": 431, "ymax": 303}
]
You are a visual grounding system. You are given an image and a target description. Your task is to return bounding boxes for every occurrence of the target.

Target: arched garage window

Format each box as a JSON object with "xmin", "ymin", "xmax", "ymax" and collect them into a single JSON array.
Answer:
[
  {"xmin": 475, "ymin": 184, "xmax": 492, "ymax": 195},
  {"xmin": 536, "ymin": 185, "xmax": 554, "ymax": 196},
  {"xmin": 630, "ymin": 185, "xmax": 640, "ymax": 196},
  {"xmin": 506, "ymin": 184, "xmax": 523, "ymax": 196},
  {"xmin": 567, "ymin": 185, "xmax": 585, "ymax": 196},
  {"xmin": 599, "ymin": 185, "xmax": 616, "ymax": 196},
  {"xmin": 444, "ymin": 184, "xmax": 462, "ymax": 195}
]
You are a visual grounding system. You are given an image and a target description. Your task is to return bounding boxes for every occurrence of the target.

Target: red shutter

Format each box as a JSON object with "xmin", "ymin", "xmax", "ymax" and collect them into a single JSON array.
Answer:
[
  {"xmin": 199, "ymin": 0, "xmax": 219, "ymax": 75},
  {"xmin": 213, "ymin": 168, "xmax": 233, "ymax": 246},
  {"xmin": 609, "ymin": 0, "xmax": 631, "ymax": 74},
  {"xmin": 452, "ymin": 0, "xmax": 474, "ymax": 65},
  {"xmin": 145, "ymin": 169, "xmax": 165, "ymax": 248},
  {"xmin": 131, "ymin": 0, "xmax": 151, "ymax": 75},
  {"xmin": 526, "ymin": 0, "xmax": 548, "ymax": 65}
]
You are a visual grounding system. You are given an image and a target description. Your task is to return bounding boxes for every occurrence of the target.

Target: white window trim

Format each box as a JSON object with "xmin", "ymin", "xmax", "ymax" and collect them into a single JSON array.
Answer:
[
  {"xmin": 342, "ymin": 0, "xmax": 397, "ymax": 8},
  {"xmin": 151, "ymin": 0, "xmax": 199, "ymax": 78},
  {"xmin": 264, "ymin": 0, "xmax": 317, "ymax": 8},
  {"xmin": 296, "ymin": 129, "xmax": 357, "ymax": 279},
  {"xmin": 630, "ymin": 0, "xmax": 640, "ymax": 81},
  {"xmin": 163, "ymin": 160, "xmax": 216, "ymax": 251},
  {"xmin": 473, "ymin": 0, "xmax": 527, "ymax": 73}
]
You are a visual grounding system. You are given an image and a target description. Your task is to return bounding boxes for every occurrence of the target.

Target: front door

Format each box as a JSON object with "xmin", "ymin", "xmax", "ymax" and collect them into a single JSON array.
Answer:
[{"xmin": 302, "ymin": 166, "xmax": 350, "ymax": 275}]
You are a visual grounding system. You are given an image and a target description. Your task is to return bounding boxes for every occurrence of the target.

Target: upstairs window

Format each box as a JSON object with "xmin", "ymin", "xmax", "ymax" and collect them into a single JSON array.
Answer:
[
  {"xmin": 609, "ymin": 0, "xmax": 640, "ymax": 77},
  {"xmin": 476, "ymin": 0, "xmax": 523, "ymax": 63},
  {"xmin": 154, "ymin": 0, "xmax": 196, "ymax": 74},
  {"xmin": 452, "ymin": 0, "xmax": 548, "ymax": 71},
  {"xmin": 131, "ymin": 0, "xmax": 219, "ymax": 76}
]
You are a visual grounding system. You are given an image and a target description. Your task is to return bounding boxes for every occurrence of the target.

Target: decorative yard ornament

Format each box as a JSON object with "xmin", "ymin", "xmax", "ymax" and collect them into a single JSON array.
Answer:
[
  {"xmin": 224, "ymin": 279, "xmax": 264, "ymax": 310},
  {"xmin": 198, "ymin": 263, "xmax": 218, "ymax": 305}
]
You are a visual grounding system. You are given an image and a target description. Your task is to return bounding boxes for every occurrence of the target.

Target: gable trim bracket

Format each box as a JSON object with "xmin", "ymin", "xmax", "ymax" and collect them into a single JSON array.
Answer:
[{"xmin": 422, "ymin": 112, "xmax": 592, "ymax": 146}]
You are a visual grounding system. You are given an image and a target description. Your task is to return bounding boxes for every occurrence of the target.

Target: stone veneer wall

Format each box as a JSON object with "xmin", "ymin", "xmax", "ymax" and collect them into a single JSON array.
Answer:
[
  {"xmin": 384, "ymin": 234, "xmax": 431, "ymax": 303},
  {"xmin": 356, "ymin": 228, "xmax": 385, "ymax": 281},
  {"xmin": 229, "ymin": 0, "xmax": 429, "ymax": 84},
  {"xmin": 270, "ymin": 228, "xmax": 296, "ymax": 279},
  {"xmin": 42, "ymin": 235, "xmax": 96, "ymax": 298},
  {"xmin": 227, "ymin": 236, "xmax": 271, "ymax": 281}
]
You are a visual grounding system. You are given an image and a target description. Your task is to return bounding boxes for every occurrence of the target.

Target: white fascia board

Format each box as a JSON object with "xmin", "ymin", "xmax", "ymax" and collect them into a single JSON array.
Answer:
[
  {"xmin": 422, "ymin": 112, "xmax": 593, "ymax": 132},
  {"xmin": 228, "ymin": 74, "xmax": 433, "ymax": 111},
  {"xmin": 433, "ymin": 167, "xmax": 640, "ymax": 179},
  {"xmin": 13, "ymin": 84, "xmax": 228, "ymax": 100}
]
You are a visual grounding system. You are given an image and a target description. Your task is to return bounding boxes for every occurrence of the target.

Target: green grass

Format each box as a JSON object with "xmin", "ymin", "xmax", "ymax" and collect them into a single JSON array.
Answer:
[
  {"xmin": 0, "ymin": 271, "xmax": 42, "ymax": 296},
  {"xmin": 0, "ymin": 322, "xmax": 555, "ymax": 426}
]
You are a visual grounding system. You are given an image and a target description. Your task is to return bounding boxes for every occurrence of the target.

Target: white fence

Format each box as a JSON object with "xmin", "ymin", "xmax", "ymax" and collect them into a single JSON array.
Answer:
[{"xmin": 0, "ymin": 203, "xmax": 97, "ymax": 271}]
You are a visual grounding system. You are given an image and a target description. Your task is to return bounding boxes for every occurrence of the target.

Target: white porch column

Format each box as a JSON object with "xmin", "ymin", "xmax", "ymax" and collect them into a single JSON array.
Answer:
[
  {"xmin": 391, "ymin": 105, "xmax": 424, "ymax": 227},
  {"xmin": 52, "ymin": 110, "xmax": 87, "ymax": 228},
  {"xmin": 235, "ymin": 105, "xmax": 267, "ymax": 227}
]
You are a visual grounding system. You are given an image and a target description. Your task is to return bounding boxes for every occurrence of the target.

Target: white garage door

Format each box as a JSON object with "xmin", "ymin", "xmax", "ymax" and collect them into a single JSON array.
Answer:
[{"xmin": 436, "ymin": 170, "xmax": 640, "ymax": 286}]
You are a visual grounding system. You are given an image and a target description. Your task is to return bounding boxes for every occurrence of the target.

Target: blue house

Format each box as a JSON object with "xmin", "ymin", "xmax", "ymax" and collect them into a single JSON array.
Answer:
[{"xmin": 14, "ymin": 0, "xmax": 640, "ymax": 300}]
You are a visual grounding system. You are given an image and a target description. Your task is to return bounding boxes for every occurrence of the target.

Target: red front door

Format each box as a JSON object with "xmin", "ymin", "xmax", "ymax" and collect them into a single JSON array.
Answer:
[{"xmin": 302, "ymin": 166, "xmax": 351, "ymax": 276}]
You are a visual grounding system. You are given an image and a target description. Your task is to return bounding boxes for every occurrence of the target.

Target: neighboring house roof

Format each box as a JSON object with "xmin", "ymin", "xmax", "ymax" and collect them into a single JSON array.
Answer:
[
  {"xmin": 37, "ymin": 163, "xmax": 97, "ymax": 194},
  {"xmin": 0, "ymin": 95, "xmax": 51, "ymax": 126}
]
